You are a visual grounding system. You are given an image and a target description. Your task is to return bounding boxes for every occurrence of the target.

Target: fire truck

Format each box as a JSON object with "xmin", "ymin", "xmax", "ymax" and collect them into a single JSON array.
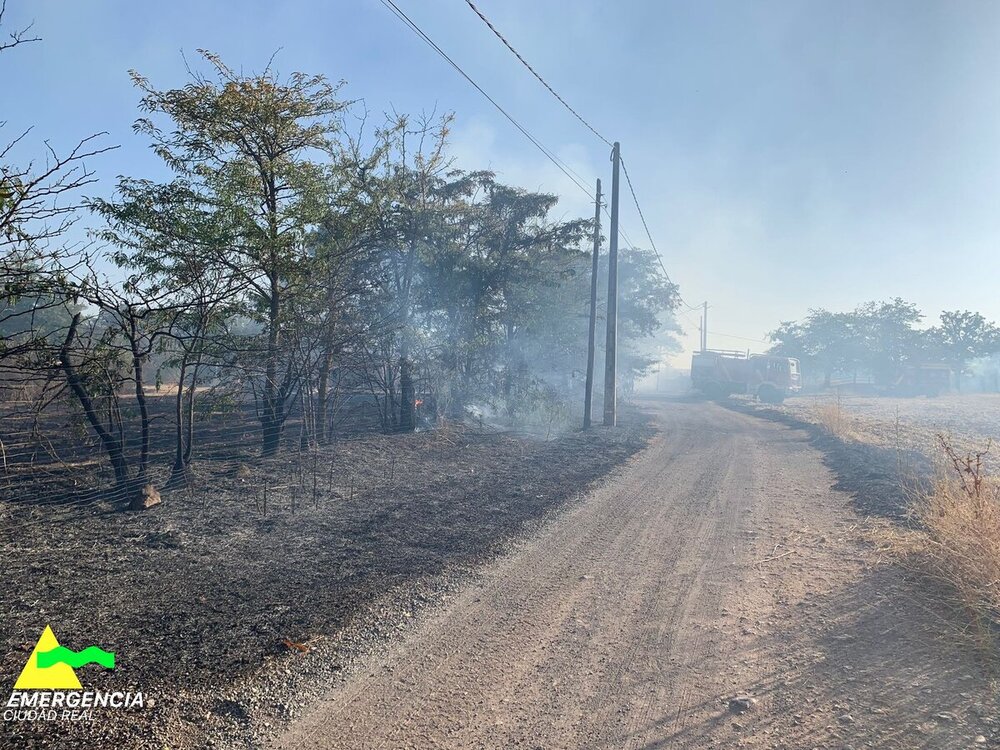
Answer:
[{"xmin": 691, "ymin": 350, "xmax": 801, "ymax": 403}]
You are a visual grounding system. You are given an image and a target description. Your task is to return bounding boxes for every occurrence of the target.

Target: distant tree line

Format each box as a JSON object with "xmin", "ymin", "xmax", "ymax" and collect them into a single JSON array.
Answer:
[
  {"xmin": 1, "ymin": 37, "xmax": 678, "ymax": 493},
  {"xmin": 768, "ymin": 298, "xmax": 1000, "ymax": 389}
]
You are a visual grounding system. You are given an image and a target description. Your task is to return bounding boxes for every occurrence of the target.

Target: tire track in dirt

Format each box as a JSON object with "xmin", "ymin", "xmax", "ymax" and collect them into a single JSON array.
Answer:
[
  {"xmin": 598, "ymin": 417, "xmax": 747, "ymax": 748},
  {"xmin": 270, "ymin": 398, "xmax": 998, "ymax": 750},
  {"xmin": 281, "ymin": 439, "xmax": 664, "ymax": 748}
]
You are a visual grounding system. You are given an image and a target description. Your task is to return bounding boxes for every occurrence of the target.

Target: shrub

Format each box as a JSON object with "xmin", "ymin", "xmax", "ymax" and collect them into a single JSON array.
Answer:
[{"xmin": 895, "ymin": 435, "xmax": 1000, "ymax": 652}]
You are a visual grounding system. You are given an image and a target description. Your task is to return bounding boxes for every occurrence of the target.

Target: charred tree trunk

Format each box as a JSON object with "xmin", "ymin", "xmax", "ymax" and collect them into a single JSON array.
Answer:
[
  {"xmin": 59, "ymin": 313, "xmax": 131, "ymax": 489},
  {"xmin": 261, "ymin": 405, "xmax": 284, "ymax": 456},
  {"xmin": 167, "ymin": 347, "xmax": 200, "ymax": 488},
  {"xmin": 261, "ymin": 269, "xmax": 284, "ymax": 456},
  {"xmin": 316, "ymin": 348, "xmax": 333, "ymax": 444},
  {"xmin": 182, "ymin": 350, "xmax": 202, "ymax": 465},
  {"xmin": 127, "ymin": 312, "xmax": 151, "ymax": 481},
  {"xmin": 398, "ymin": 351, "xmax": 415, "ymax": 433},
  {"xmin": 456, "ymin": 348, "xmax": 475, "ymax": 419},
  {"xmin": 169, "ymin": 353, "xmax": 189, "ymax": 483}
]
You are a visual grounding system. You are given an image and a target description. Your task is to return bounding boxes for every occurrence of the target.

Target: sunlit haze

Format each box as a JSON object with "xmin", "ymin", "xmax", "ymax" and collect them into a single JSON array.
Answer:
[{"xmin": 6, "ymin": 1, "xmax": 1000, "ymax": 364}]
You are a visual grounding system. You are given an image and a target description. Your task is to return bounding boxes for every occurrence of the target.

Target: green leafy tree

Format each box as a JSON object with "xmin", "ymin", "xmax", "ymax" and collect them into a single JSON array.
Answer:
[
  {"xmin": 129, "ymin": 51, "xmax": 347, "ymax": 454},
  {"xmin": 854, "ymin": 298, "xmax": 922, "ymax": 385},
  {"xmin": 91, "ymin": 177, "xmax": 243, "ymax": 483},
  {"xmin": 927, "ymin": 310, "xmax": 1000, "ymax": 390},
  {"xmin": 770, "ymin": 309, "xmax": 863, "ymax": 386},
  {"xmin": 421, "ymin": 171, "xmax": 590, "ymax": 417},
  {"xmin": 613, "ymin": 247, "xmax": 681, "ymax": 398},
  {"xmin": 360, "ymin": 113, "xmax": 453, "ymax": 431}
]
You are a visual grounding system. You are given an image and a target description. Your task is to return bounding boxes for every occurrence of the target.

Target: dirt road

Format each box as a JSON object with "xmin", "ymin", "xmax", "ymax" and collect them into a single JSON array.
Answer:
[{"xmin": 272, "ymin": 399, "xmax": 996, "ymax": 749}]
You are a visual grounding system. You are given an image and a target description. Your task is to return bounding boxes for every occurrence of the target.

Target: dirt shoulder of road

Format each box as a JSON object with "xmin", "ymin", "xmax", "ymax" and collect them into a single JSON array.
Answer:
[
  {"xmin": 718, "ymin": 396, "xmax": 1000, "ymax": 746},
  {"xmin": 730, "ymin": 393, "xmax": 1000, "ymax": 525},
  {"xmin": 1, "ymin": 410, "xmax": 653, "ymax": 750},
  {"xmin": 726, "ymin": 396, "xmax": 927, "ymax": 523}
]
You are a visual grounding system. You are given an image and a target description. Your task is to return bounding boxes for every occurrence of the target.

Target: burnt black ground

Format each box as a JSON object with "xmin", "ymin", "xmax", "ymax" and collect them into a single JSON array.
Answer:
[{"xmin": 0, "ymin": 411, "xmax": 651, "ymax": 750}]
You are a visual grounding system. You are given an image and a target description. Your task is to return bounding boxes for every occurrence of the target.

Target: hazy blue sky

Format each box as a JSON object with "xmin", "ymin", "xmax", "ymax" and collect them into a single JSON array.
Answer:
[{"xmin": 3, "ymin": 0, "xmax": 999, "ymax": 364}]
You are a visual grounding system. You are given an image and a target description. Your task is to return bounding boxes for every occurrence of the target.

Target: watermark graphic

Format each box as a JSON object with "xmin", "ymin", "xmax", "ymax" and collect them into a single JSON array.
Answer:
[
  {"xmin": 14, "ymin": 625, "xmax": 115, "ymax": 690},
  {"xmin": 5, "ymin": 625, "xmax": 143, "ymax": 722}
]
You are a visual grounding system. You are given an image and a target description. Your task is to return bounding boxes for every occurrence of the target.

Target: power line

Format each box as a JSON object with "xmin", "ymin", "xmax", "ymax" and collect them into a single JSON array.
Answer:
[
  {"xmin": 710, "ymin": 331, "xmax": 768, "ymax": 344},
  {"xmin": 380, "ymin": 1, "xmax": 656, "ymax": 276},
  {"xmin": 458, "ymin": 1, "xmax": 675, "ymax": 290},
  {"xmin": 619, "ymin": 155, "xmax": 674, "ymax": 285},
  {"xmin": 379, "ymin": 0, "xmax": 594, "ymax": 199},
  {"xmin": 381, "ymin": 1, "xmax": 640, "ymax": 255},
  {"xmin": 462, "ymin": 0, "xmax": 612, "ymax": 147},
  {"xmin": 605, "ymin": 204, "xmax": 633, "ymax": 248}
]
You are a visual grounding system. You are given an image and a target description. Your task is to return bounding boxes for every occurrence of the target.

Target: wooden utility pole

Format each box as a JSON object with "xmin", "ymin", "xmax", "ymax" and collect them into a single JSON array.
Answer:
[
  {"xmin": 603, "ymin": 142, "xmax": 621, "ymax": 427},
  {"xmin": 702, "ymin": 300, "xmax": 708, "ymax": 352},
  {"xmin": 583, "ymin": 178, "xmax": 602, "ymax": 430}
]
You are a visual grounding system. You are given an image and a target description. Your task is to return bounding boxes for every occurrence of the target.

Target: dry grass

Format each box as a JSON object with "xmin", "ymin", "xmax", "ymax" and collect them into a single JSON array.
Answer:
[
  {"xmin": 792, "ymin": 393, "xmax": 1000, "ymax": 655},
  {"xmin": 815, "ymin": 392, "xmax": 859, "ymax": 439},
  {"xmin": 885, "ymin": 435, "xmax": 1000, "ymax": 654}
]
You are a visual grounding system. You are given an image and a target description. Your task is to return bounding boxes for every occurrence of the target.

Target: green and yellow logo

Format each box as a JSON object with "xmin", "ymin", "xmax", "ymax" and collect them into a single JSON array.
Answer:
[
  {"xmin": 6, "ymin": 625, "xmax": 142, "ymax": 722},
  {"xmin": 14, "ymin": 625, "xmax": 115, "ymax": 690}
]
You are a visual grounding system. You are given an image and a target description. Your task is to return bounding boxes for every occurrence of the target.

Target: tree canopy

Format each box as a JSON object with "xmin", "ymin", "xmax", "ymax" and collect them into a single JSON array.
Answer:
[
  {"xmin": 769, "ymin": 301, "xmax": 1000, "ymax": 389},
  {"xmin": 0, "ymin": 48, "xmax": 681, "ymax": 491}
]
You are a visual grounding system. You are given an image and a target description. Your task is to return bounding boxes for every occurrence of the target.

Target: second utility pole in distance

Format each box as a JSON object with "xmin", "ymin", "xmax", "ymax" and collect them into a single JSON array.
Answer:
[
  {"xmin": 583, "ymin": 178, "xmax": 602, "ymax": 430},
  {"xmin": 603, "ymin": 142, "xmax": 621, "ymax": 427},
  {"xmin": 702, "ymin": 300, "xmax": 708, "ymax": 352}
]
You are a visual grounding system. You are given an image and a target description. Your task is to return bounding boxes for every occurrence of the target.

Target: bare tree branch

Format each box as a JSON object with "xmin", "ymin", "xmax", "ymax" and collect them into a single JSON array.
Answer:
[{"xmin": 0, "ymin": 0, "xmax": 41, "ymax": 53}]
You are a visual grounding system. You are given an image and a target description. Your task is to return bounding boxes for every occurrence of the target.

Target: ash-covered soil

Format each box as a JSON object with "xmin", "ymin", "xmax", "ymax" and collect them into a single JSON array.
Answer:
[{"xmin": 0, "ymin": 412, "xmax": 652, "ymax": 750}]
